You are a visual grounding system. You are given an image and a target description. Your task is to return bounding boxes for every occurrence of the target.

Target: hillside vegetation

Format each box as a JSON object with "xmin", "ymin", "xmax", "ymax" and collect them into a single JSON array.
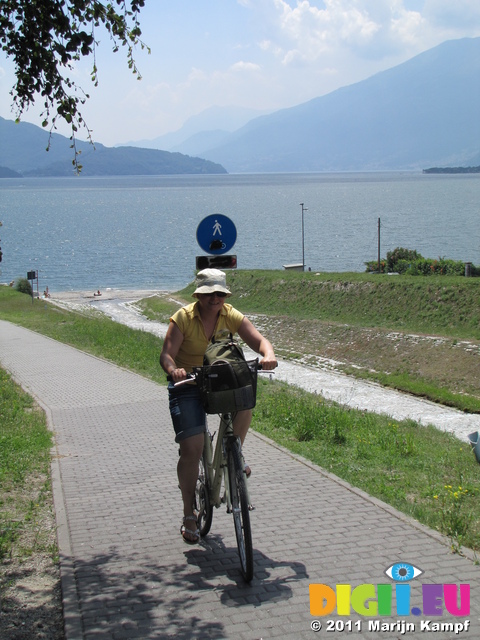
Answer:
[{"xmin": 174, "ymin": 270, "xmax": 480, "ymax": 338}]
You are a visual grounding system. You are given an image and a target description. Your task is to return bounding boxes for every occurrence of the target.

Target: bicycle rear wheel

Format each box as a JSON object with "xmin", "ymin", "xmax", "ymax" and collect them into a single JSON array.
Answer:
[
  {"xmin": 227, "ymin": 437, "xmax": 253, "ymax": 582},
  {"xmin": 195, "ymin": 453, "xmax": 213, "ymax": 537}
]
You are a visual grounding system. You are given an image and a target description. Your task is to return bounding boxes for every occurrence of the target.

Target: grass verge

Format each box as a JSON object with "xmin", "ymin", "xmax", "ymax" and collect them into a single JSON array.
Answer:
[
  {"xmin": 0, "ymin": 367, "xmax": 63, "ymax": 638},
  {"xmin": 0, "ymin": 368, "xmax": 54, "ymax": 561}
]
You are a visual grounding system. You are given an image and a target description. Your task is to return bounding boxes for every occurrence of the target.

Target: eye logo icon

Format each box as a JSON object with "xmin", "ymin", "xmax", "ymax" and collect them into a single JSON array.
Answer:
[{"xmin": 384, "ymin": 562, "xmax": 424, "ymax": 582}]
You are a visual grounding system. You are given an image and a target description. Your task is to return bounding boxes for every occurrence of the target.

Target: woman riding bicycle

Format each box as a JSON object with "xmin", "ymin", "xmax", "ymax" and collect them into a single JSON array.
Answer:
[{"xmin": 160, "ymin": 268, "xmax": 277, "ymax": 544}]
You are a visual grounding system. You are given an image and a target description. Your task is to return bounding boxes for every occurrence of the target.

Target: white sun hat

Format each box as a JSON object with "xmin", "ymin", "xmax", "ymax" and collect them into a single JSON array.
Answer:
[{"xmin": 192, "ymin": 269, "xmax": 232, "ymax": 297}]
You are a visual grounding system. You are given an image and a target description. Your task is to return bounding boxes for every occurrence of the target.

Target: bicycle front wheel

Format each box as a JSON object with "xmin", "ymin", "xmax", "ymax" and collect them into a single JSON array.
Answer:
[
  {"xmin": 195, "ymin": 453, "xmax": 213, "ymax": 537},
  {"xmin": 227, "ymin": 437, "xmax": 253, "ymax": 582}
]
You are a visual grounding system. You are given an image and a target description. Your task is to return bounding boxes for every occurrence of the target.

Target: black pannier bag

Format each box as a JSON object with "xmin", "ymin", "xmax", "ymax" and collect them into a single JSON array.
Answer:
[{"xmin": 194, "ymin": 333, "xmax": 258, "ymax": 414}]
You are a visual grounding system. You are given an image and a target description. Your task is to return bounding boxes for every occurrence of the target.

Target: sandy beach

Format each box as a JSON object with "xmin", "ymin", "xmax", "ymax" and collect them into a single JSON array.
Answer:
[{"xmin": 48, "ymin": 288, "xmax": 164, "ymax": 305}]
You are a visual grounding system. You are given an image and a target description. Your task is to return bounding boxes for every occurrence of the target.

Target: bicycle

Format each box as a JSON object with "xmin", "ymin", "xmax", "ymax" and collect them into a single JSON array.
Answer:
[{"xmin": 173, "ymin": 358, "xmax": 264, "ymax": 582}]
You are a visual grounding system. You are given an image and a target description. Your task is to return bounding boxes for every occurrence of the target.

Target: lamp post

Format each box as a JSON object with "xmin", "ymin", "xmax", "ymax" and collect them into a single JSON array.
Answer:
[{"xmin": 300, "ymin": 202, "xmax": 308, "ymax": 271}]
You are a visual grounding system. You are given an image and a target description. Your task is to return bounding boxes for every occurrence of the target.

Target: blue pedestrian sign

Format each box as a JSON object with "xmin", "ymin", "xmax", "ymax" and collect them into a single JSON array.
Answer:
[{"xmin": 197, "ymin": 214, "xmax": 237, "ymax": 255}]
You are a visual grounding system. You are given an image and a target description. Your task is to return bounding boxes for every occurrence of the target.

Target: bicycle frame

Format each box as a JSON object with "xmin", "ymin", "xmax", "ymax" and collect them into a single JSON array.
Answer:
[{"xmin": 203, "ymin": 412, "xmax": 250, "ymax": 511}]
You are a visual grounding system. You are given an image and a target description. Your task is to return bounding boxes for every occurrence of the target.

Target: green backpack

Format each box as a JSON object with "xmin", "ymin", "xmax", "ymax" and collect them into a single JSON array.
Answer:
[{"xmin": 194, "ymin": 333, "xmax": 258, "ymax": 414}]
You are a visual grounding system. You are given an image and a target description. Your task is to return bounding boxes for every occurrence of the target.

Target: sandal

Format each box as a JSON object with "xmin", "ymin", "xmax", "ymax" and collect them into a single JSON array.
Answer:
[{"xmin": 180, "ymin": 515, "xmax": 200, "ymax": 545}]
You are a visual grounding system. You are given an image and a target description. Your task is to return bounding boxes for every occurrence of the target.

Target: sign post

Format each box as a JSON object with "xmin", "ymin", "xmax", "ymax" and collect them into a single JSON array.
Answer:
[
  {"xmin": 27, "ymin": 270, "xmax": 37, "ymax": 304},
  {"xmin": 196, "ymin": 214, "xmax": 237, "ymax": 269}
]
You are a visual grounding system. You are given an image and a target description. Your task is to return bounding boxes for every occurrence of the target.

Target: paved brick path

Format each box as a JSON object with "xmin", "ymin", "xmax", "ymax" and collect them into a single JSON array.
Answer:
[{"xmin": 0, "ymin": 320, "xmax": 478, "ymax": 639}]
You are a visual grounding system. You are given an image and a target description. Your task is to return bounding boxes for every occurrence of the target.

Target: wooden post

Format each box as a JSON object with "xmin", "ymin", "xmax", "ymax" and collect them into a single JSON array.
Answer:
[
  {"xmin": 300, "ymin": 203, "xmax": 307, "ymax": 271},
  {"xmin": 377, "ymin": 218, "xmax": 381, "ymax": 273}
]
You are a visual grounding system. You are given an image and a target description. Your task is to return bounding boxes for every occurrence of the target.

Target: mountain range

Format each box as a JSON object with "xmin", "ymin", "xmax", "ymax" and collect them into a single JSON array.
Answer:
[
  {"xmin": 205, "ymin": 38, "xmax": 480, "ymax": 172},
  {"xmin": 119, "ymin": 105, "xmax": 272, "ymax": 155},
  {"xmin": 1, "ymin": 37, "xmax": 479, "ymax": 175},
  {"xmin": 0, "ymin": 118, "xmax": 226, "ymax": 177},
  {"xmin": 130, "ymin": 37, "xmax": 480, "ymax": 173}
]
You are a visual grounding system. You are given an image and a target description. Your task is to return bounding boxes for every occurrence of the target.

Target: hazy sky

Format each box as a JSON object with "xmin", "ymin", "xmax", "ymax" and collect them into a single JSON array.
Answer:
[{"xmin": 1, "ymin": 0, "xmax": 480, "ymax": 146}]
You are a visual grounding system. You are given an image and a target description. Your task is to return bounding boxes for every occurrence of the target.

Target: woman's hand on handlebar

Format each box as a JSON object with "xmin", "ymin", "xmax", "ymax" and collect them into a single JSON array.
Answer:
[
  {"xmin": 259, "ymin": 355, "xmax": 278, "ymax": 371},
  {"xmin": 170, "ymin": 367, "xmax": 188, "ymax": 383}
]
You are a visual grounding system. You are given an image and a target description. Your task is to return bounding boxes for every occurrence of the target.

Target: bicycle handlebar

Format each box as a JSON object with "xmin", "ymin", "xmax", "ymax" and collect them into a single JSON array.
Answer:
[{"xmin": 167, "ymin": 360, "xmax": 276, "ymax": 385}]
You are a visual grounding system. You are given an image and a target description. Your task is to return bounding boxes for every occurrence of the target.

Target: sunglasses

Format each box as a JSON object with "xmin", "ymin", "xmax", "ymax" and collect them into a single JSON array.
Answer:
[{"xmin": 204, "ymin": 291, "xmax": 228, "ymax": 298}]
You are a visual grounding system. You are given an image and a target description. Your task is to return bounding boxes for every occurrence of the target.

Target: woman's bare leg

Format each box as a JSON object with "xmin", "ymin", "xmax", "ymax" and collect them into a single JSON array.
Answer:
[{"xmin": 178, "ymin": 432, "xmax": 204, "ymax": 540}]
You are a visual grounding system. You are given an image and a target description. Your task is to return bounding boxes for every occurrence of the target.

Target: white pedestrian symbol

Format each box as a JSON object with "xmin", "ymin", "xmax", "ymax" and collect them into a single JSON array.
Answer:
[{"xmin": 213, "ymin": 220, "xmax": 222, "ymax": 236}]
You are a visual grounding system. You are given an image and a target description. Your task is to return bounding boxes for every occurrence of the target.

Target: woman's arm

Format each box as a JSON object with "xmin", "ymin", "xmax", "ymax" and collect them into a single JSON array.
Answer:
[
  {"xmin": 237, "ymin": 317, "xmax": 277, "ymax": 370},
  {"xmin": 160, "ymin": 322, "xmax": 188, "ymax": 382}
]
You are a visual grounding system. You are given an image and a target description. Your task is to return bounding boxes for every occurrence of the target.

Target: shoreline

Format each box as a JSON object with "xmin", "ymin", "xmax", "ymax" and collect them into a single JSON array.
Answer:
[{"xmin": 47, "ymin": 288, "xmax": 166, "ymax": 305}]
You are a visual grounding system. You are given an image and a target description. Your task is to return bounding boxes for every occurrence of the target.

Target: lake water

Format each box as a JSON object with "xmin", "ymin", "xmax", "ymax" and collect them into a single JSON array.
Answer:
[{"xmin": 0, "ymin": 172, "xmax": 479, "ymax": 292}]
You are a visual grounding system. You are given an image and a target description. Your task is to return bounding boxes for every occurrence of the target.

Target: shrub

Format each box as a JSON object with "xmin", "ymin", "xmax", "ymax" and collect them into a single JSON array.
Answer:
[
  {"xmin": 364, "ymin": 260, "xmax": 386, "ymax": 273},
  {"xmin": 387, "ymin": 247, "xmax": 422, "ymax": 272},
  {"xmin": 15, "ymin": 278, "xmax": 33, "ymax": 296},
  {"xmin": 365, "ymin": 248, "xmax": 478, "ymax": 277}
]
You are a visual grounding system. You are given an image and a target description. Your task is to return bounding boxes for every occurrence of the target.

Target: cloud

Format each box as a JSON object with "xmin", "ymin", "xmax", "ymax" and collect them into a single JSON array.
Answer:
[
  {"xmin": 230, "ymin": 61, "xmax": 262, "ymax": 72},
  {"xmin": 248, "ymin": 0, "xmax": 444, "ymax": 65}
]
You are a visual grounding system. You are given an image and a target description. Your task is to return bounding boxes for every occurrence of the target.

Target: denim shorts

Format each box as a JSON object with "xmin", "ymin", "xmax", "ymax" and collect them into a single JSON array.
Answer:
[{"xmin": 168, "ymin": 382, "xmax": 206, "ymax": 443}]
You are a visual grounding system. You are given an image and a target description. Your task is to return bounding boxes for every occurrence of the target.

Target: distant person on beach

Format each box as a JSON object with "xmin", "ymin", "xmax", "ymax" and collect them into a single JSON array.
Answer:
[
  {"xmin": 43, "ymin": 287, "xmax": 50, "ymax": 298},
  {"xmin": 94, "ymin": 290, "xmax": 102, "ymax": 297},
  {"xmin": 160, "ymin": 268, "xmax": 277, "ymax": 544}
]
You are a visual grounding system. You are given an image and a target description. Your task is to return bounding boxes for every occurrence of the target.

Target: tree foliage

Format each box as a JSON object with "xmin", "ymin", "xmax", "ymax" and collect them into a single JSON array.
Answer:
[{"xmin": 0, "ymin": 1, "xmax": 148, "ymax": 171}]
